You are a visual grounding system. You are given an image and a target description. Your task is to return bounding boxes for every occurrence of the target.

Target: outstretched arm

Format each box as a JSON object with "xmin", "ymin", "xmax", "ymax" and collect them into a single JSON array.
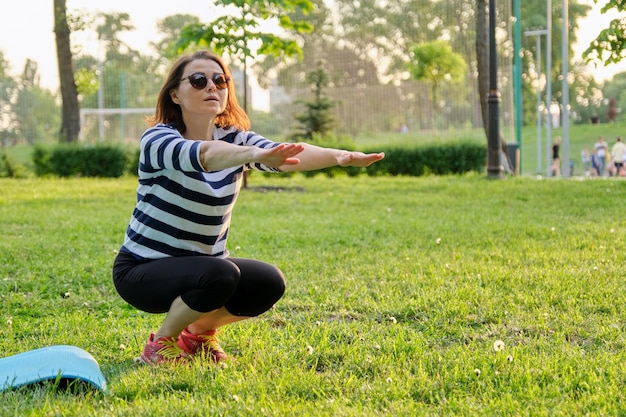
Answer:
[
  {"xmin": 278, "ymin": 143, "xmax": 385, "ymax": 172},
  {"xmin": 200, "ymin": 141, "xmax": 305, "ymax": 171}
]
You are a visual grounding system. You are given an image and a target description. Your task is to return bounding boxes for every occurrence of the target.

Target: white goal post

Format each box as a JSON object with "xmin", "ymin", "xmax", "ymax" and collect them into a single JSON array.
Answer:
[{"xmin": 80, "ymin": 108, "xmax": 154, "ymax": 143}]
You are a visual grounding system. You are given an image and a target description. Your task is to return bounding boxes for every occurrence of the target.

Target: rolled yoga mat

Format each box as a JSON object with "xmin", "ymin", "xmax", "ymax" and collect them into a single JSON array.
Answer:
[{"xmin": 0, "ymin": 345, "xmax": 107, "ymax": 392}]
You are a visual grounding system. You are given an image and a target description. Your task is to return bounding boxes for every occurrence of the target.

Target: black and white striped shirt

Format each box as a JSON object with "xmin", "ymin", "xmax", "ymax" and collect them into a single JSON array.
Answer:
[{"xmin": 120, "ymin": 123, "xmax": 282, "ymax": 260}]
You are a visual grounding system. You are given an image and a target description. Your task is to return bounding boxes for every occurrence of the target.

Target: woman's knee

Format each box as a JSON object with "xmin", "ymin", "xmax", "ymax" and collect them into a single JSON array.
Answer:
[
  {"xmin": 224, "ymin": 260, "xmax": 286, "ymax": 316},
  {"xmin": 201, "ymin": 258, "xmax": 242, "ymax": 293}
]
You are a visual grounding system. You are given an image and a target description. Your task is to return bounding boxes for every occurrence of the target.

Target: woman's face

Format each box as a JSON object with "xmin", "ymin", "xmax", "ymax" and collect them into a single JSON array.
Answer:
[{"xmin": 170, "ymin": 58, "xmax": 229, "ymax": 119}]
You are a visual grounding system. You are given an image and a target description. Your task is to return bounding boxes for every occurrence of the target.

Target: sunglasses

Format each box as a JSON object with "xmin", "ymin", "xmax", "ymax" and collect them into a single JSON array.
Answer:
[{"xmin": 181, "ymin": 72, "xmax": 231, "ymax": 90}]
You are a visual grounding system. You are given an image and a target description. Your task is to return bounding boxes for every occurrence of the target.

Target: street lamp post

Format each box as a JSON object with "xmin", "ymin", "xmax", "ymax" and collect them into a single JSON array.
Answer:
[{"xmin": 487, "ymin": 0, "xmax": 503, "ymax": 179}]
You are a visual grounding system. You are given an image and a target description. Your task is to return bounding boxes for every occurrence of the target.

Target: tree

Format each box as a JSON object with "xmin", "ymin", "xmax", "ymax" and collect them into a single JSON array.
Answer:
[
  {"xmin": 53, "ymin": 0, "xmax": 80, "ymax": 143},
  {"xmin": 293, "ymin": 62, "xmax": 335, "ymax": 140},
  {"xmin": 408, "ymin": 40, "xmax": 467, "ymax": 132}
]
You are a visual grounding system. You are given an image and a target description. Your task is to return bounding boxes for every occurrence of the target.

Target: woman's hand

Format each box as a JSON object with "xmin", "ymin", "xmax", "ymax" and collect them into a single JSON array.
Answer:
[
  {"xmin": 255, "ymin": 143, "xmax": 306, "ymax": 168},
  {"xmin": 336, "ymin": 151, "xmax": 385, "ymax": 167}
]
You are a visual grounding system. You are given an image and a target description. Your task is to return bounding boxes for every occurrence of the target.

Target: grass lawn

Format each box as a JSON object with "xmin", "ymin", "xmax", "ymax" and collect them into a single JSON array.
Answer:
[{"xmin": 0, "ymin": 173, "xmax": 625, "ymax": 416}]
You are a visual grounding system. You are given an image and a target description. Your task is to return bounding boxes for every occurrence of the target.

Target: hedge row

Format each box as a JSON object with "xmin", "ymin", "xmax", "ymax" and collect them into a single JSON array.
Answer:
[
  {"xmin": 33, "ymin": 145, "xmax": 134, "ymax": 178},
  {"xmin": 30, "ymin": 142, "xmax": 486, "ymax": 178},
  {"xmin": 360, "ymin": 142, "xmax": 487, "ymax": 177}
]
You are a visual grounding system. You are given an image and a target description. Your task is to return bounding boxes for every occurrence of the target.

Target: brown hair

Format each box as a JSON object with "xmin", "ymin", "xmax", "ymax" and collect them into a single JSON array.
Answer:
[{"xmin": 148, "ymin": 51, "xmax": 250, "ymax": 132}]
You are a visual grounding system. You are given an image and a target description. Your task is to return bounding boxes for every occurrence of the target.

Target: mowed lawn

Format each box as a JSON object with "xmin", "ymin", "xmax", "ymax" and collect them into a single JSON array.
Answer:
[{"xmin": 0, "ymin": 173, "xmax": 625, "ymax": 416}]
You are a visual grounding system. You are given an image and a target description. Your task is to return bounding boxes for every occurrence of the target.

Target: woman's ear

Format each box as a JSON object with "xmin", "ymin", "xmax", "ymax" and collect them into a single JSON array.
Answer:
[{"xmin": 170, "ymin": 89, "xmax": 180, "ymax": 104}]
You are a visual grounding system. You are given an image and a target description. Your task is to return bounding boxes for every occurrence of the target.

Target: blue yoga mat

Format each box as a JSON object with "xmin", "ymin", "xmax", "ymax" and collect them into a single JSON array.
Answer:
[{"xmin": 0, "ymin": 345, "xmax": 107, "ymax": 392}]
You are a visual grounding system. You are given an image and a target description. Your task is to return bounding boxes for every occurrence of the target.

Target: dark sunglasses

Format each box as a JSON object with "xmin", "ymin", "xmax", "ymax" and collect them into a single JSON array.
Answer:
[{"xmin": 181, "ymin": 72, "xmax": 231, "ymax": 90}]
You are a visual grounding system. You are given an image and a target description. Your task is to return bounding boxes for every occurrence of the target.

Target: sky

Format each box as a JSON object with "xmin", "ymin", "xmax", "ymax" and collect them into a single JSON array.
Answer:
[{"xmin": 0, "ymin": 0, "xmax": 625, "ymax": 95}]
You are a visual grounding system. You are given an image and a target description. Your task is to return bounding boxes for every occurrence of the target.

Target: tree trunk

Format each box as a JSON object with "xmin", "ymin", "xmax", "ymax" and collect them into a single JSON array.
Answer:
[
  {"xmin": 475, "ymin": 0, "xmax": 489, "ymax": 140},
  {"xmin": 53, "ymin": 0, "xmax": 80, "ymax": 143}
]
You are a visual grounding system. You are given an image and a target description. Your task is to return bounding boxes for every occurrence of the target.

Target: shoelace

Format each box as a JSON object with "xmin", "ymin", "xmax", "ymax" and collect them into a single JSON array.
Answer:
[
  {"xmin": 198, "ymin": 333, "xmax": 225, "ymax": 354},
  {"xmin": 156, "ymin": 338, "xmax": 184, "ymax": 359}
]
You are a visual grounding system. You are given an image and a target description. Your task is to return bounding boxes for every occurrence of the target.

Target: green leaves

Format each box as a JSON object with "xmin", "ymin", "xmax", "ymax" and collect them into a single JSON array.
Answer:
[
  {"xmin": 584, "ymin": 0, "xmax": 626, "ymax": 65},
  {"xmin": 409, "ymin": 40, "xmax": 467, "ymax": 84},
  {"xmin": 176, "ymin": 0, "xmax": 314, "ymax": 62},
  {"xmin": 584, "ymin": 17, "xmax": 626, "ymax": 65}
]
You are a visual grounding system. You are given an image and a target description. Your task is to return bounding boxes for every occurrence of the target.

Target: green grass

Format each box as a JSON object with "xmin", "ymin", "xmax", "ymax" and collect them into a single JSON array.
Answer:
[{"xmin": 1, "ymin": 173, "xmax": 626, "ymax": 416}]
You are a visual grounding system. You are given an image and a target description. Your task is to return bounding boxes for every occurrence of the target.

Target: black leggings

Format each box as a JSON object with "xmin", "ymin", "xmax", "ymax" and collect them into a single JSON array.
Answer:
[{"xmin": 112, "ymin": 252, "xmax": 286, "ymax": 317}]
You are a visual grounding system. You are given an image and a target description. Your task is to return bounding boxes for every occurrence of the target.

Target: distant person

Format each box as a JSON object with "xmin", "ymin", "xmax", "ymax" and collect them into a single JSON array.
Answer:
[
  {"xmin": 112, "ymin": 50, "xmax": 385, "ymax": 365},
  {"xmin": 551, "ymin": 136, "xmax": 561, "ymax": 177},
  {"xmin": 611, "ymin": 136, "xmax": 626, "ymax": 177},
  {"xmin": 594, "ymin": 136, "xmax": 609, "ymax": 176}
]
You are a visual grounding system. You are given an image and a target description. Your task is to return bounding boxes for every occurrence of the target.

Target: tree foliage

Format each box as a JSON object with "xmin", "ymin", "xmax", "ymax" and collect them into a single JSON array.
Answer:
[
  {"xmin": 409, "ymin": 41, "xmax": 467, "ymax": 87},
  {"xmin": 584, "ymin": 0, "xmax": 626, "ymax": 65},
  {"xmin": 176, "ymin": 0, "xmax": 314, "ymax": 63}
]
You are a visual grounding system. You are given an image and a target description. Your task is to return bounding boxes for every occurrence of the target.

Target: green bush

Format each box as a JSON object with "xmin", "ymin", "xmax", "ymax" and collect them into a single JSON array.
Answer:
[
  {"xmin": 32, "ymin": 145, "xmax": 54, "ymax": 176},
  {"xmin": 32, "ymin": 144, "xmax": 129, "ymax": 177},
  {"xmin": 0, "ymin": 151, "xmax": 31, "ymax": 178},
  {"xmin": 30, "ymin": 141, "xmax": 485, "ymax": 178},
  {"xmin": 126, "ymin": 147, "xmax": 140, "ymax": 176},
  {"xmin": 362, "ymin": 142, "xmax": 486, "ymax": 176}
]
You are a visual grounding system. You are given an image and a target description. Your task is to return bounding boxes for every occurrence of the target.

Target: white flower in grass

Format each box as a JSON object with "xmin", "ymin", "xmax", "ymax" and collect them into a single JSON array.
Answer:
[
  {"xmin": 315, "ymin": 321, "xmax": 322, "ymax": 327},
  {"xmin": 474, "ymin": 368, "xmax": 481, "ymax": 377},
  {"xmin": 306, "ymin": 345, "xmax": 314, "ymax": 355},
  {"xmin": 6, "ymin": 316, "xmax": 12, "ymax": 326},
  {"xmin": 436, "ymin": 238, "xmax": 442, "ymax": 245},
  {"xmin": 386, "ymin": 377, "xmax": 393, "ymax": 384},
  {"xmin": 373, "ymin": 344, "xmax": 381, "ymax": 350},
  {"xmin": 493, "ymin": 340, "xmax": 505, "ymax": 352},
  {"xmin": 389, "ymin": 316, "xmax": 397, "ymax": 324},
  {"xmin": 550, "ymin": 227, "xmax": 556, "ymax": 232},
  {"xmin": 232, "ymin": 394, "xmax": 240, "ymax": 402},
  {"xmin": 119, "ymin": 344, "xmax": 126, "ymax": 351},
  {"xmin": 507, "ymin": 355, "xmax": 514, "ymax": 363},
  {"xmin": 610, "ymin": 228, "xmax": 615, "ymax": 234},
  {"xmin": 235, "ymin": 246, "xmax": 241, "ymax": 251}
]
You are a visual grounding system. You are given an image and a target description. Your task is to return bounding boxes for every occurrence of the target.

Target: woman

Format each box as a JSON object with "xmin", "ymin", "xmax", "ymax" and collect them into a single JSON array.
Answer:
[{"xmin": 112, "ymin": 51, "xmax": 384, "ymax": 364}]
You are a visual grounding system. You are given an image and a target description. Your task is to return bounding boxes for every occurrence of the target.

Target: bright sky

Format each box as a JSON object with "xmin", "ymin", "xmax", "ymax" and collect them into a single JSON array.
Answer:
[{"xmin": 0, "ymin": 0, "xmax": 624, "ymax": 92}]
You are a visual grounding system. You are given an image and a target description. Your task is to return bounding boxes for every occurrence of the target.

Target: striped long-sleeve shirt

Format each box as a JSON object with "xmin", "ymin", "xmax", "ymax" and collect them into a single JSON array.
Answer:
[{"xmin": 120, "ymin": 123, "xmax": 282, "ymax": 260}]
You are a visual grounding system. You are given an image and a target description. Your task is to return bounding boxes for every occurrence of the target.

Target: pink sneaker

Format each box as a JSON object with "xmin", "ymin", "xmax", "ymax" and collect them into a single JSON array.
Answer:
[
  {"xmin": 177, "ymin": 328, "xmax": 228, "ymax": 363},
  {"xmin": 138, "ymin": 334, "xmax": 185, "ymax": 364}
]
